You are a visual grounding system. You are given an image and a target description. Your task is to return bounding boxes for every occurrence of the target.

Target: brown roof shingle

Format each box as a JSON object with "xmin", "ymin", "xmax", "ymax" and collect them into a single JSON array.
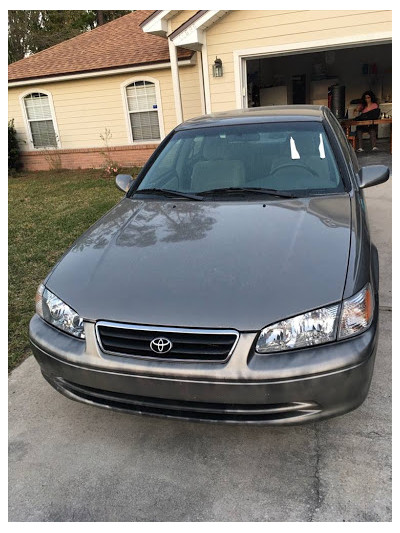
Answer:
[{"xmin": 8, "ymin": 11, "xmax": 193, "ymax": 82}]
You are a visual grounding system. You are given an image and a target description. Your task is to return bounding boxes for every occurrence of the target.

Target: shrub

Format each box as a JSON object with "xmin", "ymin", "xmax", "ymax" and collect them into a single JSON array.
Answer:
[
  {"xmin": 8, "ymin": 119, "xmax": 23, "ymax": 173},
  {"xmin": 101, "ymin": 162, "xmax": 123, "ymax": 178},
  {"xmin": 99, "ymin": 128, "xmax": 123, "ymax": 178}
]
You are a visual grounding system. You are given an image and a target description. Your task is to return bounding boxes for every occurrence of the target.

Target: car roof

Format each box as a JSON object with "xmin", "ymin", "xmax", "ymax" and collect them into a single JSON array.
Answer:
[{"xmin": 176, "ymin": 105, "xmax": 326, "ymax": 130}]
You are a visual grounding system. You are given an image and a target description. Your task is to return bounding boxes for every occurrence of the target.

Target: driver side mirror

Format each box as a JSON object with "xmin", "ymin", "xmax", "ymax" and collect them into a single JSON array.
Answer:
[
  {"xmin": 115, "ymin": 174, "xmax": 134, "ymax": 192},
  {"xmin": 357, "ymin": 165, "xmax": 390, "ymax": 189}
]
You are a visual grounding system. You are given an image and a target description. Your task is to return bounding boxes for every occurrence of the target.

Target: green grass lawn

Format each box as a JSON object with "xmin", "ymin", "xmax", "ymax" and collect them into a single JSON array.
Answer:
[{"xmin": 8, "ymin": 168, "xmax": 141, "ymax": 371}]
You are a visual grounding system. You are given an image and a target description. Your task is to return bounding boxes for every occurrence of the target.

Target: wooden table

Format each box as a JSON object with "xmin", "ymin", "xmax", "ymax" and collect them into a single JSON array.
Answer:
[{"xmin": 340, "ymin": 118, "xmax": 392, "ymax": 153}]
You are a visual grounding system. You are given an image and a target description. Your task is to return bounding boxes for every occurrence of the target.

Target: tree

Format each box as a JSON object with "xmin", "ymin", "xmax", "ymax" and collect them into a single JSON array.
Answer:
[
  {"xmin": 8, "ymin": 10, "xmax": 132, "ymax": 64},
  {"xmin": 8, "ymin": 10, "xmax": 40, "ymax": 64}
]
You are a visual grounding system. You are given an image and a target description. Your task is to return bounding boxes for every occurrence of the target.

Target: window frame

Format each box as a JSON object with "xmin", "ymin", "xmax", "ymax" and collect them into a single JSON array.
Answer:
[
  {"xmin": 121, "ymin": 76, "xmax": 165, "ymax": 145},
  {"xmin": 19, "ymin": 89, "xmax": 61, "ymax": 150}
]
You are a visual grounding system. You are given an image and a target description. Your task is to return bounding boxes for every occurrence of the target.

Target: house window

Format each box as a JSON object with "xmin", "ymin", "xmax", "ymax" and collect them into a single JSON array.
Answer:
[
  {"xmin": 126, "ymin": 81, "xmax": 160, "ymax": 141},
  {"xmin": 24, "ymin": 92, "xmax": 58, "ymax": 148}
]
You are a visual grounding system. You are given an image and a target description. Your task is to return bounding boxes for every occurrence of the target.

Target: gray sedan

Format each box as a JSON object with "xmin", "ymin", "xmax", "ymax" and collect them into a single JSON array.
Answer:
[{"xmin": 30, "ymin": 106, "xmax": 389, "ymax": 424}]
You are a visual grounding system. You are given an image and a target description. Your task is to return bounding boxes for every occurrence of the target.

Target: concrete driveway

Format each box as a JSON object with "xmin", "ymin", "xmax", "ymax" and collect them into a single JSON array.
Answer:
[{"xmin": 9, "ymin": 153, "xmax": 392, "ymax": 522}]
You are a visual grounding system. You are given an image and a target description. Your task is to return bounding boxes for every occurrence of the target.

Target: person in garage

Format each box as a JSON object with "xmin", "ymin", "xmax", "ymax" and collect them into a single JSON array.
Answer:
[{"xmin": 355, "ymin": 90, "xmax": 380, "ymax": 152}]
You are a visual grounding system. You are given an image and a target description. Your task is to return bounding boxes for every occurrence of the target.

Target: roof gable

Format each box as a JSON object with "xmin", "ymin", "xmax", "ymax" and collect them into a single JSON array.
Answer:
[
  {"xmin": 168, "ymin": 11, "xmax": 230, "ymax": 51},
  {"xmin": 8, "ymin": 11, "xmax": 193, "ymax": 83}
]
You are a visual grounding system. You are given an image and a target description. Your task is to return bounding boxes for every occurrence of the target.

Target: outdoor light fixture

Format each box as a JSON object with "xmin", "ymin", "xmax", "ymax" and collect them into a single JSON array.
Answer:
[{"xmin": 213, "ymin": 57, "xmax": 223, "ymax": 77}]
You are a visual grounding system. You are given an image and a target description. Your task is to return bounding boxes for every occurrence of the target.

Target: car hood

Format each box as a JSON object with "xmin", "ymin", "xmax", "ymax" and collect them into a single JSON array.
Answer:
[{"xmin": 47, "ymin": 195, "xmax": 351, "ymax": 331}]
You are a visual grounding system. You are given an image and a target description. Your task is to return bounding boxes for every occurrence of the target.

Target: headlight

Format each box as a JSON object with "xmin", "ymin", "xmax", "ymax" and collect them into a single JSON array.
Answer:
[
  {"xmin": 35, "ymin": 283, "xmax": 85, "ymax": 339},
  {"xmin": 255, "ymin": 283, "xmax": 373, "ymax": 354},
  {"xmin": 256, "ymin": 303, "xmax": 340, "ymax": 353}
]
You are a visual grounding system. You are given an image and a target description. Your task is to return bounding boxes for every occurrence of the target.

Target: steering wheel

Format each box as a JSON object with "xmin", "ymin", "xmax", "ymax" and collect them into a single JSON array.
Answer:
[{"xmin": 270, "ymin": 163, "xmax": 319, "ymax": 178}]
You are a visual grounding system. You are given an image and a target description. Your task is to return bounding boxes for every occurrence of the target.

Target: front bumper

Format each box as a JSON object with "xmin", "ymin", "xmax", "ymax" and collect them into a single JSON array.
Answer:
[{"xmin": 29, "ymin": 313, "xmax": 379, "ymax": 425}]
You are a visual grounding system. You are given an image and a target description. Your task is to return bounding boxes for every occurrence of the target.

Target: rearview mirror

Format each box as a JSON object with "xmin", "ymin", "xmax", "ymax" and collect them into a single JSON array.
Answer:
[
  {"xmin": 115, "ymin": 174, "xmax": 134, "ymax": 192},
  {"xmin": 357, "ymin": 165, "xmax": 390, "ymax": 189}
]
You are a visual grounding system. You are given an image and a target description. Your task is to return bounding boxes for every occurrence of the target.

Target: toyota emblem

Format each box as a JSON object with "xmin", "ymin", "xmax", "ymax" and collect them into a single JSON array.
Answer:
[{"xmin": 150, "ymin": 337, "xmax": 173, "ymax": 354}]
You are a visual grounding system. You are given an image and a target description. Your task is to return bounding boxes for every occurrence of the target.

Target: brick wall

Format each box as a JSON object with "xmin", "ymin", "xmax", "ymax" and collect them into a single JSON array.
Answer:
[{"xmin": 20, "ymin": 144, "xmax": 158, "ymax": 172}]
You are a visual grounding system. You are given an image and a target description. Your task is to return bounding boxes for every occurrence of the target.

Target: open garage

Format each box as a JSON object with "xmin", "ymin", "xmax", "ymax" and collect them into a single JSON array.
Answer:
[{"xmin": 245, "ymin": 41, "xmax": 391, "ymax": 137}]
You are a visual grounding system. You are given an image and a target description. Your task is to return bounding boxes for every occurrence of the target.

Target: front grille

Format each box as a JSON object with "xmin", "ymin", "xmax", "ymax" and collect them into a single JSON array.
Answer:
[
  {"xmin": 96, "ymin": 322, "xmax": 239, "ymax": 362},
  {"xmin": 54, "ymin": 377, "xmax": 322, "ymax": 424}
]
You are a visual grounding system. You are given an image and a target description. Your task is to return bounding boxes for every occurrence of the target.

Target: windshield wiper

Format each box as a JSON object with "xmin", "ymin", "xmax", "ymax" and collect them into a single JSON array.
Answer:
[
  {"xmin": 200, "ymin": 187, "xmax": 298, "ymax": 198},
  {"xmin": 132, "ymin": 188, "xmax": 204, "ymax": 201}
]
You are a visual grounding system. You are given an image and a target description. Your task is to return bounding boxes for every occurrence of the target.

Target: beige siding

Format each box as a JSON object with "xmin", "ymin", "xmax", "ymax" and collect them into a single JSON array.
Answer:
[
  {"xmin": 169, "ymin": 12, "xmax": 203, "ymax": 120},
  {"xmin": 205, "ymin": 10, "xmax": 392, "ymax": 112},
  {"xmin": 169, "ymin": 10, "xmax": 198, "ymax": 33},
  {"xmin": 8, "ymin": 68, "xmax": 190, "ymax": 151},
  {"xmin": 180, "ymin": 60, "xmax": 203, "ymax": 120}
]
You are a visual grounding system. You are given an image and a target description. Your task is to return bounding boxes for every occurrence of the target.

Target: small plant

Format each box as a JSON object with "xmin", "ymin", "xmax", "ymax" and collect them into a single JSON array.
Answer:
[
  {"xmin": 102, "ymin": 162, "xmax": 122, "ymax": 177},
  {"xmin": 99, "ymin": 128, "xmax": 122, "ymax": 177},
  {"xmin": 42, "ymin": 136, "xmax": 63, "ymax": 172},
  {"xmin": 8, "ymin": 119, "xmax": 23, "ymax": 173},
  {"xmin": 100, "ymin": 127, "xmax": 113, "ymax": 148}
]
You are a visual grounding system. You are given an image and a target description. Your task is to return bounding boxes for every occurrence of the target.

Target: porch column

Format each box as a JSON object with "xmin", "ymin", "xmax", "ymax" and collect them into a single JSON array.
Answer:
[{"xmin": 168, "ymin": 38, "xmax": 184, "ymax": 125}]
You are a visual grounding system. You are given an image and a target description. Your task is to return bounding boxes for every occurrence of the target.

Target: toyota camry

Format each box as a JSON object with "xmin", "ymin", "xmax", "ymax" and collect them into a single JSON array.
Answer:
[{"xmin": 29, "ymin": 106, "xmax": 390, "ymax": 424}]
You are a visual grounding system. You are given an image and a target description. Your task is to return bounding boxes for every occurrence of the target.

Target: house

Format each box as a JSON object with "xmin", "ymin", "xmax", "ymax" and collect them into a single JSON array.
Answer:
[{"xmin": 8, "ymin": 10, "xmax": 392, "ymax": 171}]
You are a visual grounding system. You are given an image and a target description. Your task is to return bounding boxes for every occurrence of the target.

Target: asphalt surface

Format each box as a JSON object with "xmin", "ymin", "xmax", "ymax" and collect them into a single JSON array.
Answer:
[{"xmin": 9, "ymin": 148, "xmax": 392, "ymax": 522}]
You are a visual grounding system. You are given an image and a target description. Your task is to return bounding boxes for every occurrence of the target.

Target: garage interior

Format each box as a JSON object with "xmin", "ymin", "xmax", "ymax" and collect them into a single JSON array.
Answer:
[{"xmin": 246, "ymin": 42, "xmax": 392, "ymax": 139}]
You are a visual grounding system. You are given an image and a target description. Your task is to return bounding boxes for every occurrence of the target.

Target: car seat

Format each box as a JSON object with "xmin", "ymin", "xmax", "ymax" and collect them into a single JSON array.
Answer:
[{"xmin": 190, "ymin": 137, "xmax": 246, "ymax": 192}]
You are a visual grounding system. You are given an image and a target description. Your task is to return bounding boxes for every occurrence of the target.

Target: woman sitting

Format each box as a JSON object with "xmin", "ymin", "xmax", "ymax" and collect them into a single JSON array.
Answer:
[{"xmin": 355, "ymin": 91, "xmax": 380, "ymax": 152}]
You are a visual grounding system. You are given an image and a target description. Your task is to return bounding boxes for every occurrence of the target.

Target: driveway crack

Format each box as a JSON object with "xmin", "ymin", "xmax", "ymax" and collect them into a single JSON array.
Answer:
[{"xmin": 309, "ymin": 423, "xmax": 323, "ymax": 522}]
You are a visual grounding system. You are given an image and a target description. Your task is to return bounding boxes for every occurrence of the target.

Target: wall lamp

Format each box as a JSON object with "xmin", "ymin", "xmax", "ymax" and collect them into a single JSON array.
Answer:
[{"xmin": 212, "ymin": 57, "xmax": 223, "ymax": 77}]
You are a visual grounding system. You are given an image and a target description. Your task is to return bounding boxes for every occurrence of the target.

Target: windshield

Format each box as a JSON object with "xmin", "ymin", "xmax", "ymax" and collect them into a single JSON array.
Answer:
[{"xmin": 134, "ymin": 122, "xmax": 344, "ymax": 197}]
